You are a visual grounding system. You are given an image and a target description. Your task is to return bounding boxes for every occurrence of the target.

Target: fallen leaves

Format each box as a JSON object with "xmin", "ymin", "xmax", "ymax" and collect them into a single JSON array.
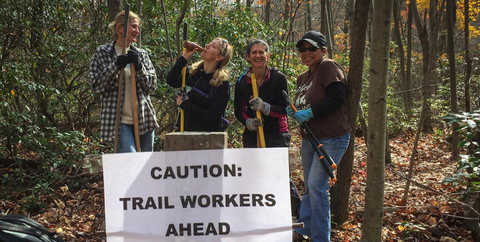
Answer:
[
  {"xmin": 0, "ymin": 133, "xmax": 476, "ymax": 241},
  {"xmin": 330, "ymin": 133, "xmax": 475, "ymax": 241}
]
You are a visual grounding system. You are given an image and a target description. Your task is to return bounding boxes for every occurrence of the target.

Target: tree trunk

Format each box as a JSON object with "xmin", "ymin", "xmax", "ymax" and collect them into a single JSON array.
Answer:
[
  {"xmin": 265, "ymin": 0, "xmax": 271, "ymax": 24},
  {"xmin": 31, "ymin": 1, "xmax": 55, "ymax": 127},
  {"xmin": 160, "ymin": 0, "xmax": 173, "ymax": 66},
  {"xmin": 282, "ymin": 1, "xmax": 302, "ymax": 73},
  {"xmin": 411, "ymin": 0, "xmax": 446, "ymax": 132},
  {"xmin": 136, "ymin": 0, "xmax": 142, "ymax": 48},
  {"xmin": 464, "ymin": 0, "xmax": 472, "ymax": 113},
  {"xmin": 327, "ymin": 0, "xmax": 335, "ymax": 51},
  {"xmin": 321, "ymin": 0, "xmax": 327, "ymax": 34},
  {"xmin": 108, "ymin": 0, "xmax": 123, "ymax": 22},
  {"xmin": 447, "ymin": 0, "xmax": 459, "ymax": 158},
  {"xmin": 403, "ymin": 0, "xmax": 447, "ymax": 203},
  {"xmin": 331, "ymin": 0, "xmax": 371, "ymax": 227},
  {"xmin": 344, "ymin": 0, "xmax": 355, "ymax": 41},
  {"xmin": 175, "ymin": 0, "xmax": 189, "ymax": 58},
  {"xmin": 281, "ymin": 0, "xmax": 290, "ymax": 41},
  {"xmin": 360, "ymin": 0, "xmax": 393, "ymax": 240},
  {"xmin": 305, "ymin": 0, "xmax": 312, "ymax": 31},
  {"xmin": 465, "ymin": 195, "xmax": 480, "ymax": 241},
  {"xmin": 406, "ymin": 5, "xmax": 413, "ymax": 115},
  {"xmin": 385, "ymin": 128, "xmax": 392, "ymax": 164},
  {"xmin": 392, "ymin": 0, "xmax": 410, "ymax": 117},
  {"xmin": 359, "ymin": 103, "xmax": 368, "ymax": 144}
]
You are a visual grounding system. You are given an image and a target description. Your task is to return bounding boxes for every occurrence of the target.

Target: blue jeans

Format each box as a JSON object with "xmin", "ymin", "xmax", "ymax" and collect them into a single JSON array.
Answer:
[
  {"xmin": 117, "ymin": 124, "xmax": 154, "ymax": 153},
  {"xmin": 295, "ymin": 132, "xmax": 350, "ymax": 241}
]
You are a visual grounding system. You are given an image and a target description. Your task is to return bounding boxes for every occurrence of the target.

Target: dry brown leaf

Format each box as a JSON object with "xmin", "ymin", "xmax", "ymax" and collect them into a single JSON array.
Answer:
[{"xmin": 54, "ymin": 199, "xmax": 65, "ymax": 210}]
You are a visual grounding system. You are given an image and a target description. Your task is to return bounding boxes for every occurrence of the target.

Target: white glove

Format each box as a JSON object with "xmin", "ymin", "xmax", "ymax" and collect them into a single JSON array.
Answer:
[
  {"xmin": 249, "ymin": 97, "xmax": 271, "ymax": 116},
  {"xmin": 246, "ymin": 118, "xmax": 264, "ymax": 131}
]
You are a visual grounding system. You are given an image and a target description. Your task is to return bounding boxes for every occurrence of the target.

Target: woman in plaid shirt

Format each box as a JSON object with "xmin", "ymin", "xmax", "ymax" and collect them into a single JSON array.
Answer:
[{"xmin": 89, "ymin": 10, "xmax": 158, "ymax": 153}]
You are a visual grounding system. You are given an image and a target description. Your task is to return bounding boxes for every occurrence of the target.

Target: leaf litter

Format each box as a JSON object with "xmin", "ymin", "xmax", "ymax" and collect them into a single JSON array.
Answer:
[{"xmin": 0, "ymin": 132, "xmax": 476, "ymax": 241}]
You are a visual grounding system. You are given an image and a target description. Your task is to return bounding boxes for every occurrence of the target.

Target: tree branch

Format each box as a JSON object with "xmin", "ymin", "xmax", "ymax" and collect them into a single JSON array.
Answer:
[{"xmin": 387, "ymin": 165, "xmax": 480, "ymax": 218}]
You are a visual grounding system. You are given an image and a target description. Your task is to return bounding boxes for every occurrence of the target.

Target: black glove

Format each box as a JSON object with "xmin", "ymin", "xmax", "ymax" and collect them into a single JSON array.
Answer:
[
  {"xmin": 127, "ymin": 50, "xmax": 142, "ymax": 71},
  {"xmin": 115, "ymin": 54, "xmax": 129, "ymax": 70}
]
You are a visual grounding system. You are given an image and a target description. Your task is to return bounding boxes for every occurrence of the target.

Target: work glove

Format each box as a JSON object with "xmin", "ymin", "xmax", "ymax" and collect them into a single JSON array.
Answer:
[
  {"xmin": 174, "ymin": 88, "xmax": 188, "ymax": 104},
  {"xmin": 294, "ymin": 108, "xmax": 313, "ymax": 124},
  {"xmin": 115, "ymin": 54, "xmax": 129, "ymax": 70},
  {"xmin": 246, "ymin": 118, "xmax": 264, "ymax": 132},
  {"xmin": 249, "ymin": 97, "xmax": 271, "ymax": 116},
  {"xmin": 127, "ymin": 50, "xmax": 142, "ymax": 71},
  {"xmin": 286, "ymin": 106, "xmax": 296, "ymax": 118}
]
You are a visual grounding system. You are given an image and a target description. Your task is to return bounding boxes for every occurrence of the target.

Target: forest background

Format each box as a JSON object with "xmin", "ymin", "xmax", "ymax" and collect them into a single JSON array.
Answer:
[{"xmin": 1, "ymin": 0, "xmax": 480, "ymax": 241}]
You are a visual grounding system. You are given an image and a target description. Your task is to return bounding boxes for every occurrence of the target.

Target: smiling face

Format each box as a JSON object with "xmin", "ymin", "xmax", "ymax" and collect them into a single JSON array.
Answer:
[
  {"xmin": 299, "ymin": 41, "xmax": 326, "ymax": 70},
  {"xmin": 247, "ymin": 43, "xmax": 270, "ymax": 69},
  {"xmin": 117, "ymin": 18, "xmax": 140, "ymax": 45}
]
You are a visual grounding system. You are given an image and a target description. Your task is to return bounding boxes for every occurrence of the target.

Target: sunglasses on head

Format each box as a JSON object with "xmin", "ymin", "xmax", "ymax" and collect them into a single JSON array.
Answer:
[
  {"xmin": 219, "ymin": 38, "xmax": 229, "ymax": 56},
  {"xmin": 297, "ymin": 46, "xmax": 319, "ymax": 53}
]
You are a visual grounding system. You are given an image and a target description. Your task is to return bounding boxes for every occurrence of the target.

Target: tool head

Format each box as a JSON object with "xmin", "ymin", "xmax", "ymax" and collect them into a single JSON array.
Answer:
[
  {"xmin": 123, "ymin": 4, "xmax": 130, "ymax": 39},
  {"xmin": 183, "ymin": 22, "xmax": 187, "ymax": 41}
]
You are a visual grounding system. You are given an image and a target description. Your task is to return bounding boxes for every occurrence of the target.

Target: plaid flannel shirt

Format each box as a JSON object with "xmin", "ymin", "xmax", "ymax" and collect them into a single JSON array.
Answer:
[{"xmin": 89, "ymin": 41, "xmax": 158, "ymax": 142}]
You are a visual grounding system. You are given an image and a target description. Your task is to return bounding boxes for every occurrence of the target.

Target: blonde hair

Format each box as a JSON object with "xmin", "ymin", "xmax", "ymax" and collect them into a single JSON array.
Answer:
[
  {"xmin": 190, "ymin": 37, "xmax": 233, "ymax": 87},
  {"xmin": 108, "ymin": 10, "xmax": 141, "ymax": 40}
]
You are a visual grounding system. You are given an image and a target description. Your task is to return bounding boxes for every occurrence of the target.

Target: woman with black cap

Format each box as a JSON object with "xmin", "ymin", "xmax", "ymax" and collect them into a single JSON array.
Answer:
[{"xmin": 287, "ymin": 31, "xmax": 350, "ymax": 241}]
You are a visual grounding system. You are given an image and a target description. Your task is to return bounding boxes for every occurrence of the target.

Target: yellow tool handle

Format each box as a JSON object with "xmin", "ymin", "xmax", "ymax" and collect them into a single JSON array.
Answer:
[
  {"xmin": 251, "ymin": 73, "xmax": 266, "ymax": 148},
  {"xmin": 180, "ymin": 63, "xmax": 186, "ymax": 132}
]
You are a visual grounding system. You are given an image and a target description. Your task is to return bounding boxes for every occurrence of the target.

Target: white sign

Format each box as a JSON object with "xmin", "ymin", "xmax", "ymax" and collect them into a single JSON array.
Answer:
[{"xmin": 103, "ymin": 148, "xmax": 292, "ymax": 241}]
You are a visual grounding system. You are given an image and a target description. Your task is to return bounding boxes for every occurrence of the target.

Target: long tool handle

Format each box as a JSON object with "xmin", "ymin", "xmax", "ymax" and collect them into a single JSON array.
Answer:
[
  {"xmin": 302, "ymin": 123, "xmax": 336, "ymax": 169},
  {"xmin": 282, "ymin": 90, "xmax": 336, "ymax": 181},
  {"xmin": 303, "ymin": 124, "xmax": 336, "ymax": 181},
  {"xmin": 251, "ymin": 73, "xmax": 266, "ymax": 148},
  {"xmin": 113, "ymin": 4, "xmax": 130, "ymax": 153},
  {"xmin": 180, "ymin": 22, "xmax": 187, "ymax": 132},
  {"xmin": 131, "ymin": 66, "xmax": 141, "ymax": 152}
]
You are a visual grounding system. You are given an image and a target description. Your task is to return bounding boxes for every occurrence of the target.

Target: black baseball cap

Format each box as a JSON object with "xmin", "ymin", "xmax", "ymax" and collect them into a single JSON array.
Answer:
[{"xmin": 296, "ymin": 31, "xmax": 327, "ymax": 48}]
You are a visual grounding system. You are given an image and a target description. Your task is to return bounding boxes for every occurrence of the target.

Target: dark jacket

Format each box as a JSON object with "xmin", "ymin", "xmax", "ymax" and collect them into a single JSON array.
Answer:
[
  {"xmin": 234, "ymin": 67, "xmax": 290, "ymax": 147},
  {"xmin": 166, "ymin": 56, "xmax": 230, "ymax": 132}
]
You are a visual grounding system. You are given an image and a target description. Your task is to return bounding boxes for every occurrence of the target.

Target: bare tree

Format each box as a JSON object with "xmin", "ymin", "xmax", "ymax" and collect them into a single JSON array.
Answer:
[
  {"xmin": 305, "ymin": 0, "xmax": 312, "ymax": 31},
  {"xmin": 344, "ymin": 0, "xmax": 355, "ymax": 39},
  {"xmin": 464, "ymin": 0, "xmax": 472, "ymax": 112},
  {"xmin": 392, "ymin": 0, "xmax": 410, "ymax": 117},
  {"xmin": 361, "ymin": 0, "xmax": 393, "ymax": 240},
  {"xmin": 265, "ymin": 0, "xmax": 271, "ymax": 24},
  {"xmin": 281, "ymin": 1, "xmax": 303, "ymax": 72},
  {"xmin": 108, "ymin": 0, "xmax": 123, "ymax": 22},
  {"xmin": 406, "ymin": 5, "xmax": 413, "ymax": 116},
  {"xmin": 402, "ymin": 0, "xmax": 447, "ymax": 204},
  {"xmin": 136, "ymin": 0, "xmax": 142, "ymax": 48},
  {"xmin": 160, "ymin": 0, "xmax": 174, "ymax": 66},
  {"xmin": 175, "ymin": 0, "xmax": 189, "ymax": 57},
  {"xmin": 446, "ymin": 0, "xmax": 459, "ymax": 158},
  {"xmin": 331, "ymin": 0, "xmax": 371, "ymax": 226}
]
